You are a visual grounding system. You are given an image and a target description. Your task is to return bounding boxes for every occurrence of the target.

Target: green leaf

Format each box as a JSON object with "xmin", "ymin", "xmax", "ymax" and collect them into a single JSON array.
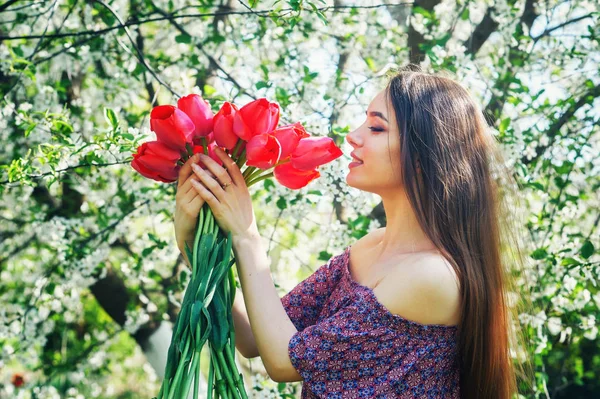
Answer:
[
  {"xmin": 365, "ymin": 57, "xmax": 376, "ymax": 72},
  {"xmin": 203, "ymin": 84, "xmax": 216, "ymax": 96},
  {"xmin": 24, "ymin": 123, "xmax": 37, "ymax": 137},
  {"xmin": 276, "ymin": 196, "xmax": 287, "ymax": 210},
  {"xmin": 561, "ymin": 257, "xmax": 580, "ymax": 266},
  {"xmin": 175, "ymin": 34, "xmax": 192, "ymax": 44},
  {"xmin": 460, "ymin": 8, "xmax": 469, "ymax": 20},
  {"xmin": 530, "ymin": 248, "xmax": 547, "ymax": 260},
  {"xmin": 255, "ymin": 80, "xmax": 269, "ymax": 90},
  {"xmin": 499, "ymin": 117, "xmax": 510, "ymax": 133},
  {"xmin": 104, "ymin": 108, "xmax": 119, "ymax": 130},
  {"xmin": 580, "ymin": 240, "xmax": 594, "ymax": 259},
  {"xmin": 413, "ymin": 6, "xmax": 432, "ymax": 19}
]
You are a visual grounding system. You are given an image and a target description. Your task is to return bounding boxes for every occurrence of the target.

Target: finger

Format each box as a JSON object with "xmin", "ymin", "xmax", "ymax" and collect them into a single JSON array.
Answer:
[
  {"xmin": 192, "ymin": 163, "xmax": 227, "ymax": 202},
  {"xmin": 191, "ymin": 179, "xmax": 220, "ymax": 208},
  {"xmin": 197, "ymin": 152, "xmax": 235, "ymax": 188},
  {"xmin": 177, "ymin": 153, "xmax": 201, "ymax": 190},
  {"xmin": 213, "ymin": 147, "xmax": 246, "ymax": 187},
  {"xmin": 181, "ymin": 171, "xmax": 216, "ymax": 197},
  {"xmin": 180, "ymin": 178, "xmax": 203, "ymax": 205},
  {"xmin": 187, "ymin": 194, "xmax": 204, "ymax": 210}
]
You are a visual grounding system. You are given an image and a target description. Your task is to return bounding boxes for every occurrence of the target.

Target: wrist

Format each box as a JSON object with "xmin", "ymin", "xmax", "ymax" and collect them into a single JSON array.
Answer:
[{"xmin": 232, "ymin": 226, "xmax": 261, "ymax": 246}]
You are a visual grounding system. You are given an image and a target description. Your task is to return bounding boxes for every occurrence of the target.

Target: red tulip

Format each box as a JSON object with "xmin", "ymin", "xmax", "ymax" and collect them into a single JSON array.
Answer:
[
  {"xmin": 177, "ymin": 94, "xmax": 214, "ymax": 138},
  {"xmin": 233, "ymin": 98, "xmax": 280, "ymax": 141},
  {"xmin": 272, "ymin": 122, "xmax": 310, "ymax": 160},
  {"xmin": 131, "ymin": 141, "xmax": 182, "ymax": 182},
  {"xmin": 192, "ymin": 142, "xmax": 225, "ymax": 168},
  {"xmin": 150, "ymin": 105, "xmax": 195, "ymax": 152},
  {"xmin": 273, "ymin": 162, "xmax": 320, "ymax": 189},
  {"xmin": 291, "ymin": 136, "xmax": 343, "ymax": 170},
  {"xmin": 213, "ymin": 102, "xmax": 240, "ymax": 150},
  {"xmin": 245, "ymin": 133, "xmax": 281, "ymax": 169}
]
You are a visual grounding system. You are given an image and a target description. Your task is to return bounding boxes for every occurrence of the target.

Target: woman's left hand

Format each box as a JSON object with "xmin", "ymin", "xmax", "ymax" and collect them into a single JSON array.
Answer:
[{"xmin": 190, "ymin": 147, "xmax": 258, "ymax": 239}]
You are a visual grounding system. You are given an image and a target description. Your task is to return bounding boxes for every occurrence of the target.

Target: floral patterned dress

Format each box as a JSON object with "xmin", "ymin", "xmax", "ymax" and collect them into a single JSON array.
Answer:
[{"xmin": 280, "ymin": 246, "xmax": 461, "ymax": 398}]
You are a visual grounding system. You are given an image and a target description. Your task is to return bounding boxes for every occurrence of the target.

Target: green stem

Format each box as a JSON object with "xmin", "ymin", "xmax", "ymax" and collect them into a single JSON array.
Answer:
[
  {"xmin": 216, "ymin": 350, "xmax": 238, "ymax": 397},
  {"xmin": 167, "ymin": 338, "xmax": 192, "ymax": 399},
  {"xmin": 207, "ymin": 349, "xmax": 214, "ymax": 399},
  {"xmin": 211, "ymin": 348, "xmax": 228, "ymax": 399},
  {"xmin": 247, "ymin": 172, "xmax": 273, "ymax": 187},
  {"xmin": 246, "ymin": 167, "xmax": 264, "ymax": 182},
  {"xmin": 224, "ymin": 344, "xmax": 248, "ymax": 399},
  {"xmin": 231, "ymin": 140, "xmax": 244, "ymax": 160},
  {"xmin": 192, "ymin": 206, "xmax": 205, "ymax": 275},
  {"xmin": 241, "ymin": 165, "xmax": 255, "ymax": 180},
  {"xmin": 236, "ymin": 149, "xmax": 247, "ymax": 168},
  {"xmin": 194, "ymin": 351, "xmax": 200, "ymax": 399},
  {"xmin": 180, "ymin": 350, "xmax": 200, "ymax": 399}
]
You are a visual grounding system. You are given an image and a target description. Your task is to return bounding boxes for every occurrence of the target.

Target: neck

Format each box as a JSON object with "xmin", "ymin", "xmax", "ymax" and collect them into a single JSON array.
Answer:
[{"xmin": 377, "ymin": 189, "xmax": 437, "ymax": 258}]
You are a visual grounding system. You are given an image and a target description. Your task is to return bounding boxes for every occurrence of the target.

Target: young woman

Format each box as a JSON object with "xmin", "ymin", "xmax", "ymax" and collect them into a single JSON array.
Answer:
[{"xmin": 174, "ymin": 65, "xmax": 531, "ymax": 398}]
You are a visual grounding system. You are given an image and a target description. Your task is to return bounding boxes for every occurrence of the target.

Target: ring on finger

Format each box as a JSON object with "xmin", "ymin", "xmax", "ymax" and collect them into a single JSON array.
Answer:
[{"xmin": 193, "ymin": 164, "xmax": 232, "ymax": 190}]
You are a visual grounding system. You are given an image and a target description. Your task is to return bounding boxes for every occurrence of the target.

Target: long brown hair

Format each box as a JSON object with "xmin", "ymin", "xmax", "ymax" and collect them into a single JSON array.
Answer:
[{"xmin": 383, "ymin": 64, "xmax": 535, "ymax": 398}]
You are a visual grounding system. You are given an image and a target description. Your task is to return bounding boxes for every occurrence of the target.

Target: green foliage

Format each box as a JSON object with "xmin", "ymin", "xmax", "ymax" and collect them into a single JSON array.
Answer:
[{"xmin": 0, "ymin": 0, "xmax": 598, "ymax": 398}]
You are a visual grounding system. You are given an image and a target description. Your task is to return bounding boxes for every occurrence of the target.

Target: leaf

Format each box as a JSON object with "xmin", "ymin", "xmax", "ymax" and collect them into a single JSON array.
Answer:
[
  {"xmin": 104, "ymin": 108, "xmax": 119, "ymax": 130},
  {"xmin": 530, "ymin": 248, "xmax": 547, "ymax": 260},
  {"xmin": 412, "ymin": 6, "xmax": 432, "ymax": 19},
  {"xmin": 175, "ymin": 34, "xmax": 192, "ymax": 44},
  {"xmin": 276, "ymin": 196, "xmax": 287, "ymax": 210},
  {"xmin": 561, "ymin": 257, "xmax": 580, "ymax": 267},
  {"xmin": 365, "ymin": 57, "xmax": 376, "ymax": 72},
  {"xmin": 255, "ymin": 81, "xmax": 269, "ymax": 90},
  {"xmin": 499, "ymin": 117, "xmax": 510, "ymax": 133},
  {"xmin": 580, "ymin": 240, "xmax": 594, "ymax": 259},
  {"xmin": 460, "ymin": 8, "xmax": 469, "ymax": 20}
]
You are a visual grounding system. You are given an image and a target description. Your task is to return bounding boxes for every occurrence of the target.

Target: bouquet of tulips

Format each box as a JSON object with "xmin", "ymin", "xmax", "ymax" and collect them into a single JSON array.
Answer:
[{"xmin": 131, "ymin": 94, "xmax": 343, "ymax": 399}]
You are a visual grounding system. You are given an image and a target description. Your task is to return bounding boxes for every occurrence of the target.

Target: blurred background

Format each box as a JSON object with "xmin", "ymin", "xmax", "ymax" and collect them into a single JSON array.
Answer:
[{"xmin": 0, "ymin": 0, "xmax": 598, "ymax": 398}]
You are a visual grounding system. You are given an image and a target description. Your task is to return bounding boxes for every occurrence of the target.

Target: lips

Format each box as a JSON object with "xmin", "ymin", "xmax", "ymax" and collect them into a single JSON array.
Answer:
[{"xmin": 350, "ymin": 152, "xmax": 363, "ymax": 163}]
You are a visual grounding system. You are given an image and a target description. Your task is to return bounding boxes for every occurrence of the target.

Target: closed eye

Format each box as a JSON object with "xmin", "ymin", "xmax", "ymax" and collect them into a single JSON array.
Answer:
[{"xmin": 368, "ymin": 126, "xmax": 385, "ymax": 132}]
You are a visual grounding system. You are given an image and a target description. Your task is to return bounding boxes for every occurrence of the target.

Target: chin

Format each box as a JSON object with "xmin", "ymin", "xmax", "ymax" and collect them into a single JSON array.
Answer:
[{"xmin": 345, "ymin": 174, "xmax": 376, "ymax": 194}]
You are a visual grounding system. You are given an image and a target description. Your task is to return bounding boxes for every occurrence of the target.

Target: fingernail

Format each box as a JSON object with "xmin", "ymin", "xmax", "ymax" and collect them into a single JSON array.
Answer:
[{"xmin": 192, "ymin": 164, "xmax": 199, "ymax": 171}]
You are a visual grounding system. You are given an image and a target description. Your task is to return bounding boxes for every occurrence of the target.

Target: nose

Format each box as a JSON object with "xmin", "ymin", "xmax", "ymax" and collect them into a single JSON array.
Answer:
[{"xmin": 346, "ymin": 128, "xmax": 361, "ymax": 148}]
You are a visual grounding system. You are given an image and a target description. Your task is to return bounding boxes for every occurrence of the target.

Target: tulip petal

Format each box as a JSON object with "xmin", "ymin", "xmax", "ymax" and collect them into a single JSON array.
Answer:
[
  {"xmin": 272, "ymin": 122, "xmax": 307, "ymax": 160},
  {"xmin": 273, "ymin": 162, "xmax": 320, "ymax": 189},
  {"xmin": 246, "ymin": 134, "xmax": 281, "ymax": 169},
  {"xmin": 234, "ymin": 98, "xmax": 280, "ymax": 140},
  {"xmin": 233, "ymin": 112, "xmax": 254, "ymax": 141},
  {"xmin": 214, "ymin": 116, "xmax": 238, "ymax": 150},
  {"xmin": 291, "ymin": 136, "xmax": 343, "ymax": 170},
  {"xmin": 131, "ymin": 141, "xmax": 181, "ymax": 183},
  {"xmin": 178, "ymin": 94, "xmax": 214, "ymax": 138},
  {"xmin": 150, "ymin": 105, "xmax": 195, "ymax": 152},
  {"xmin": 145, "ymin": 141, "xmax": 184, "ymax": 161}
]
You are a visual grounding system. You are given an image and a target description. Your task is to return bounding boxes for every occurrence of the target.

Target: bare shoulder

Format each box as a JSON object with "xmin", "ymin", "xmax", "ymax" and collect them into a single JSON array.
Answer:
[
  {"xmin": 375, "ymin": 252, "xmax": 461, "ymax": 327},
  {"xmin": 354, "ymin": 227, "xmax": 386, "ymax": 249}
]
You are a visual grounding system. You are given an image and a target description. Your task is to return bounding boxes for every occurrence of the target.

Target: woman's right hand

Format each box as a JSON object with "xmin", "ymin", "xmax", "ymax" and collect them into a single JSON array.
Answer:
[{"xmin": 174, "ymin": 154, "xmax": 211, "ymax": 263}]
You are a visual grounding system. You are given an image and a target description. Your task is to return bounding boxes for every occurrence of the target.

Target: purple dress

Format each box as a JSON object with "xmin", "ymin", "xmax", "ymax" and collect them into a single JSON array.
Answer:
[{"xmin": 281, "ymin": 246, "xmax": 460, "ymax": 398}]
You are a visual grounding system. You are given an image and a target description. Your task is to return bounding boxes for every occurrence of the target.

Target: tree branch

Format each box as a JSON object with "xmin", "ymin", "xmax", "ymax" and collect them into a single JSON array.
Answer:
[
  {"xmin": 464, "ymin": 6, "xmax": 498, "ymax": 56},
  {"xmin": 520, "ymin": 84, "xmax": 600, "ymax": 166},
  {"xmin": 406, "ymin": 0, "xmax": 441, "ymax": 64}
]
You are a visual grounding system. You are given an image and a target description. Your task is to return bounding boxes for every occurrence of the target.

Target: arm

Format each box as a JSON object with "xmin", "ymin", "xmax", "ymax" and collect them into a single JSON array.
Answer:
[
  {"xmin": 232, "ymin": 230, "xmax": 302, "ymax": 382},
  {"xmin": 232, "ymin": 286, "xmax": 260, "ymax": 359}
]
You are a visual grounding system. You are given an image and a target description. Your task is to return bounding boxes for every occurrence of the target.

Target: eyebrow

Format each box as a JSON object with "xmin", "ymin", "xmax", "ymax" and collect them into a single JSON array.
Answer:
[{"xmin": 366, "ymin": 110, "xmax": 388, "ymax": 123}]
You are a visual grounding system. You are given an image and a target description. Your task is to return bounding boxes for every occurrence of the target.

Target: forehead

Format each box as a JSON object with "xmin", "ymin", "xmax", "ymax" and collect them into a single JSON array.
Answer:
[{"xmin": 368, "ymin": 90, "xmax": 389, "ymax": 114}]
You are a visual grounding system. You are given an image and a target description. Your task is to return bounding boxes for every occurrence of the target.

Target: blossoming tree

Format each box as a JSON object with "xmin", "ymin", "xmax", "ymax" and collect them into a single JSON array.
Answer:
[{"xmin": 0, "ymin": 0, "xmax": 598, "ymax": 398}]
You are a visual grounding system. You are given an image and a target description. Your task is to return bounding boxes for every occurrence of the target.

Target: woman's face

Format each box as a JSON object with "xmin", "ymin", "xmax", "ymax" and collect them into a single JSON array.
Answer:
[{"xmin": 345, "ymin": 89, "xmax": 403, "ymax": 194}]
